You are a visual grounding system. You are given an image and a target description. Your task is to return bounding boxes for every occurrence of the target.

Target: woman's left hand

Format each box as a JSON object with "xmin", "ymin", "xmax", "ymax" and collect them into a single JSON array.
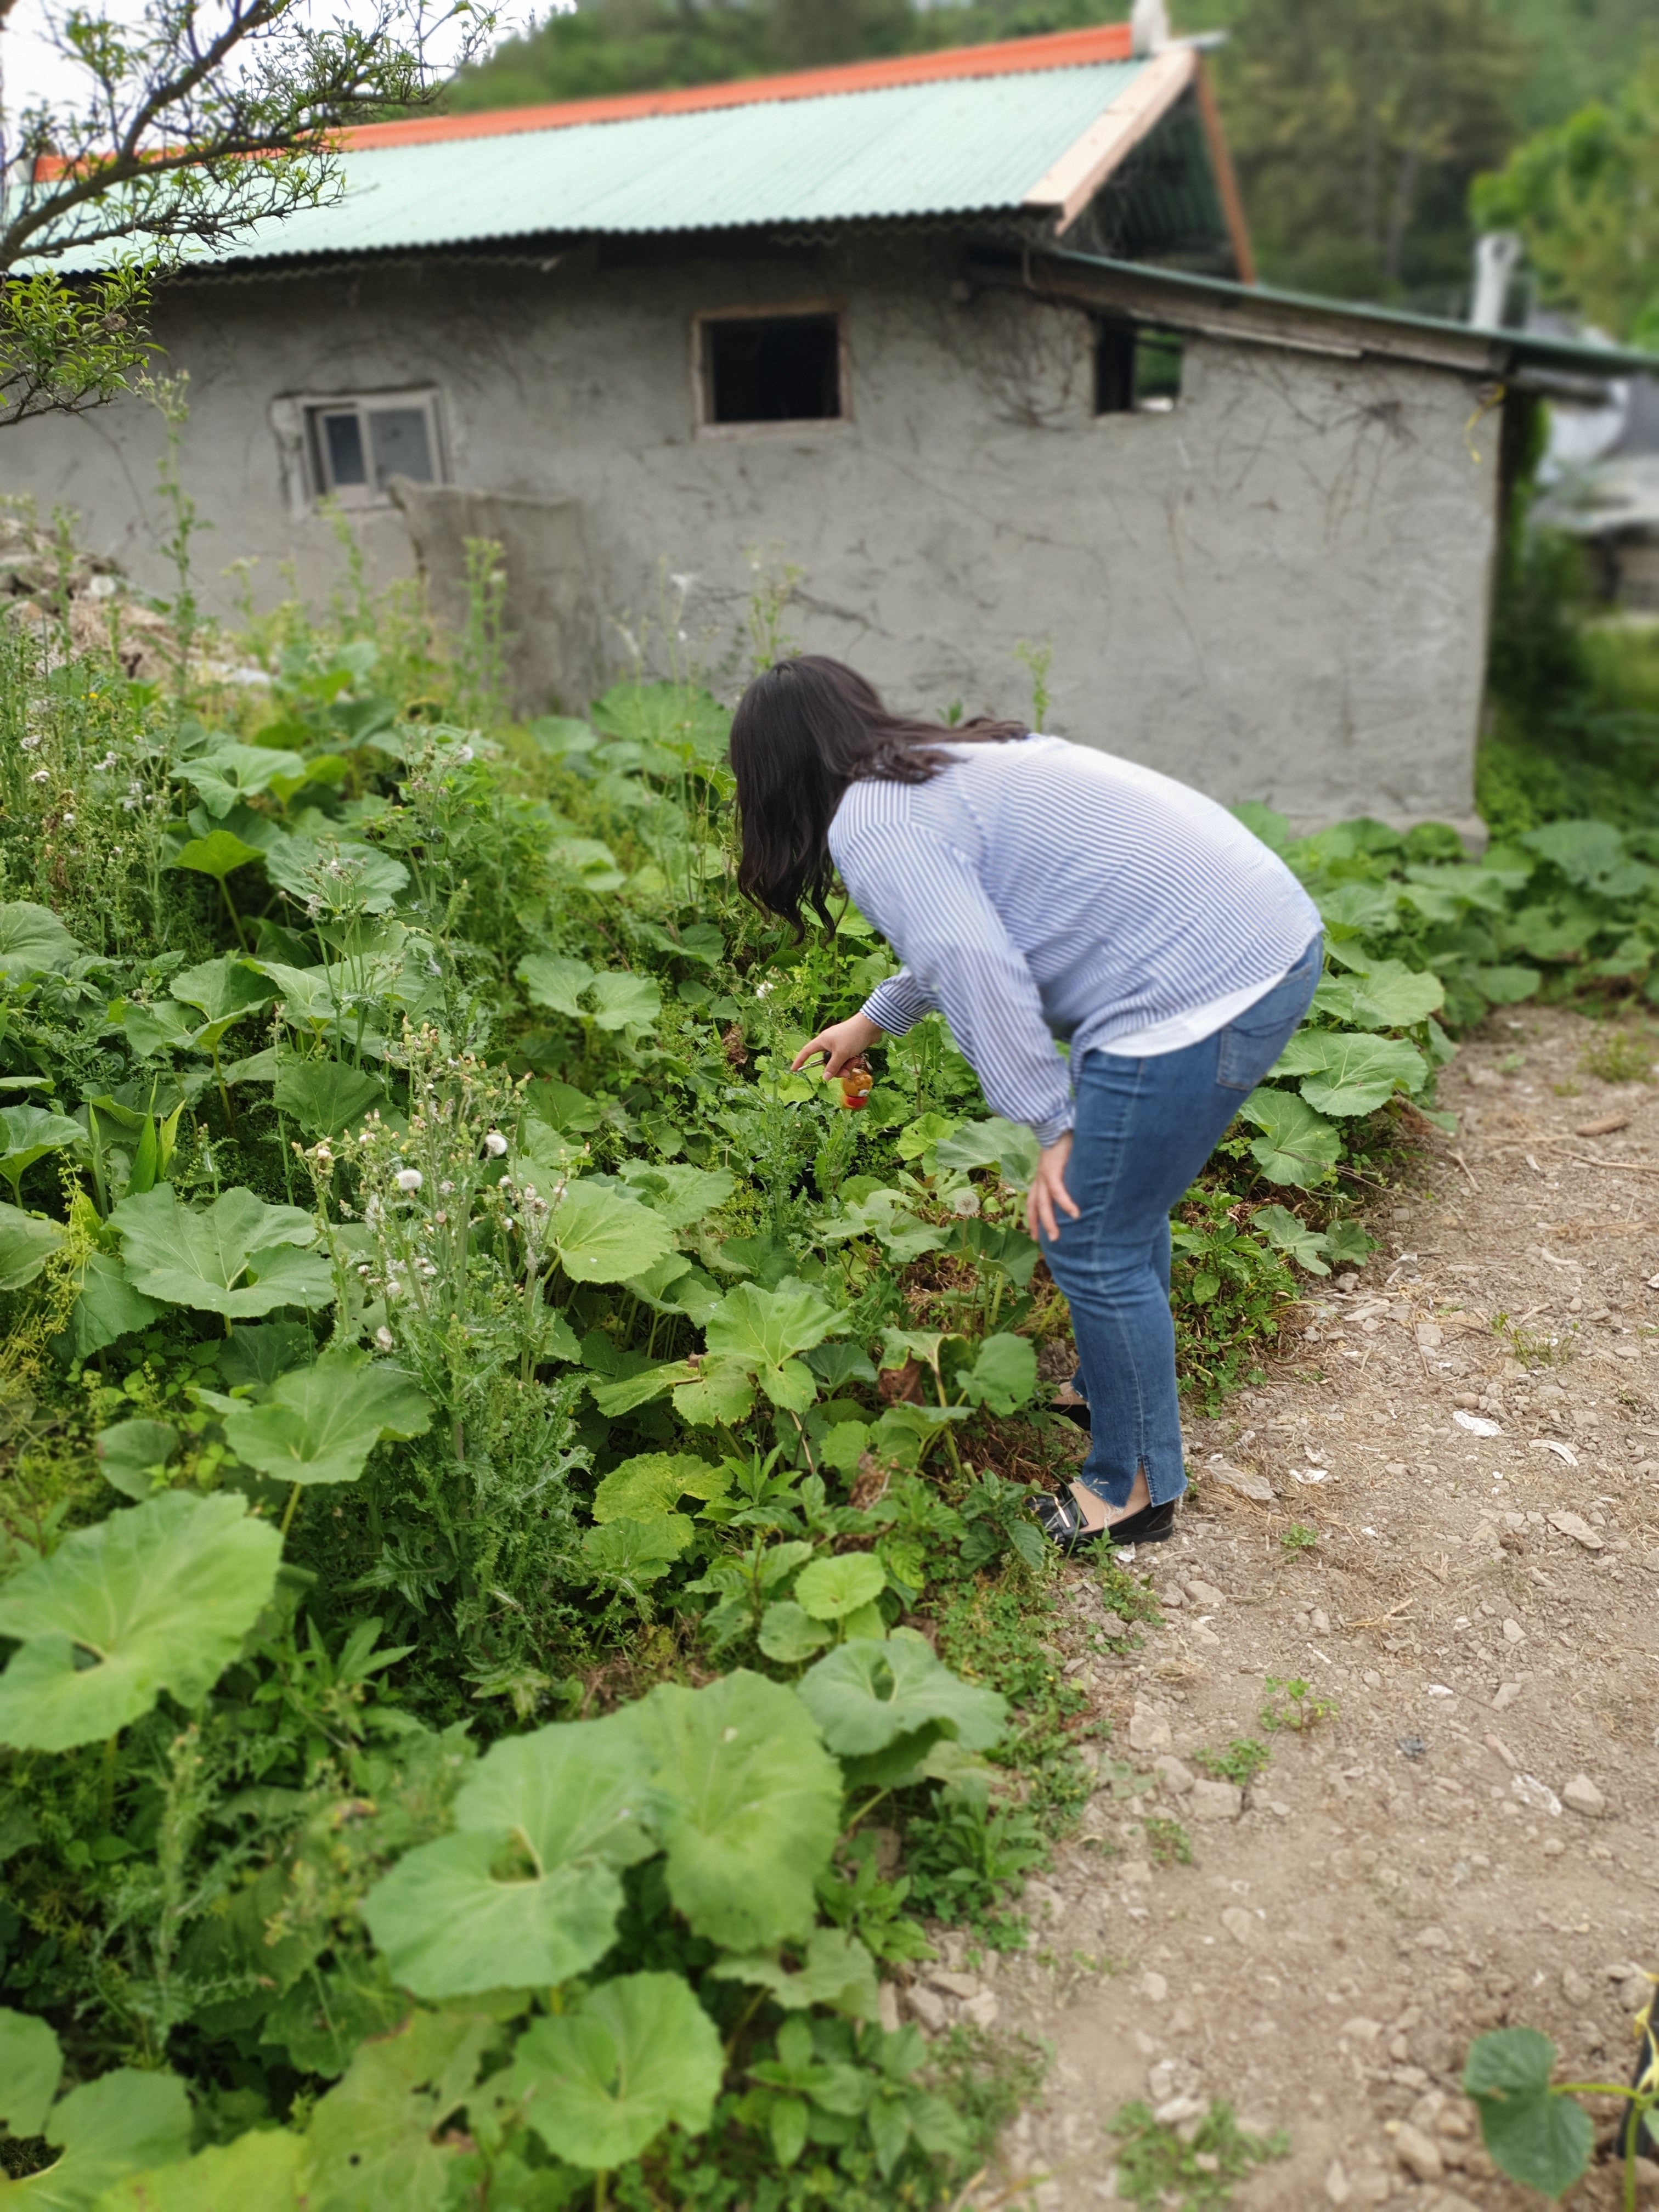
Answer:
[{"xmin": 1026, "ymin": 1132, "xmax": 1081, "ymax": 1243}]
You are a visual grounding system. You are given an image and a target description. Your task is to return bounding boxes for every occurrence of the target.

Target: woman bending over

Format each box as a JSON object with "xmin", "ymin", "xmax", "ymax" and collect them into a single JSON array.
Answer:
[{"xmin": 728, "ymin": 656, "xmax": 1321, "ymax": 1549}]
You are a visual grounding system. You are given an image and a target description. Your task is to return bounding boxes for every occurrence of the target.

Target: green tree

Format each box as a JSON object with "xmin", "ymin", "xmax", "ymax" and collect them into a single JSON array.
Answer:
[
  {"xmin": 0, "ymin": 0, "xmax": 491, "ymax": 425},
  {"xmin": 1471, "ymin": 55, "xmax": 1659, "ymax": 343},
  {"xmin": 1203, "ymin": 0, "xmax": 1523, "ymax": 301}
]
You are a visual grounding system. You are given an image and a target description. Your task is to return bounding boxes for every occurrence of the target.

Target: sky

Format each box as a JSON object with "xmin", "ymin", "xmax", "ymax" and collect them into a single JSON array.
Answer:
[{"xmin": 0, "ymin": 0, "xmax": 567, "ymax": 114}]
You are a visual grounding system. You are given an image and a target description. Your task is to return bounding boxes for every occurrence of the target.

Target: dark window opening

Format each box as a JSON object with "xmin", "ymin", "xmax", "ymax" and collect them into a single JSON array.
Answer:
[
  {"xmin": 305, "ymin": 392, "xmax": 440, "ymax": 506},
  {"xmin": 1094, "ymin": 321, "xmax": 1185, "ymax": 415},
  {"xmin": 703, "ymin": 312, "xmax": 842, "ymax": 425}
]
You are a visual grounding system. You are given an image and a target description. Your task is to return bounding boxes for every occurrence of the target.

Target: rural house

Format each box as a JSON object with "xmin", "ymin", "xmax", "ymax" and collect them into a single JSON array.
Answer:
[{"xmin": 9, "ymin": 16, "xmax": 1654, "ymax": 835}]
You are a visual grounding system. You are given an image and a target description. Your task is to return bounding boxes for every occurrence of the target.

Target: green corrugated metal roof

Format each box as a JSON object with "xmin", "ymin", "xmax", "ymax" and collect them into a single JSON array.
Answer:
[
  {"xmin": 1039, "ymin": 245, "xmax": 1659, "ymax": 379},
  {"xmin": 162, "ymin": 58, "xmax": 1149, "ymax": 268}
]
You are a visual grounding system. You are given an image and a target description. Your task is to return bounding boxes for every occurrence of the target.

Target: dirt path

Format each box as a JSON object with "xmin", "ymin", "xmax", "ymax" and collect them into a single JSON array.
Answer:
[{"xmin": 935, "ymin": 1005, "xmax": 1659, "ymax": 2210}]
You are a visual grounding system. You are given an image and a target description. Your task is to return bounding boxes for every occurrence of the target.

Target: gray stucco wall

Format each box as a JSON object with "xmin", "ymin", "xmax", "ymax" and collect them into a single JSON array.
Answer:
[{"xmin": 1, "ymin": 234, "xmax": 1499, "ymax": 830}]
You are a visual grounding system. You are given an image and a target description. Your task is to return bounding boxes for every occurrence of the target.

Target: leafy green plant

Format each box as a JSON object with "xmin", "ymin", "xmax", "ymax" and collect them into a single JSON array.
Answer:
[
  {"xmin": 1142, "ymin": 1815, "xmax": 1192, "ymax": 1868},
  {"xmin": 1192, "ymin": 1738, "xmax": 1272, "ymax": 1788},
  {"xmin": 1260, "ymin": 1677, "xmax": 1338, "ymax": 1734},
  {"xmin": 1278, "ymin": 1522, "xmax": 1319, "ymax": 1553},
  {"xmin": 1109, "ymin": 2098, "xmax": 1288, "ymax": 2209},
  {"xmin": 1581, "ymin": 1025, "xmax": 1656, "ymax": 1085}
]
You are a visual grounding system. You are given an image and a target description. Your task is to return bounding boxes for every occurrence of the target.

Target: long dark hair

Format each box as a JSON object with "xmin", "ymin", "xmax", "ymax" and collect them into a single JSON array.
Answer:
[{"xmin": 729, "ymin": 654, "xmax": 1025, "ymax": 934}]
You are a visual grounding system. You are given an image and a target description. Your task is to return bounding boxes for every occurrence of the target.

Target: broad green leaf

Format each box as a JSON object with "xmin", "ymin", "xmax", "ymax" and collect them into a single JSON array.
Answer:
[
  {"xmin": 262, "ymin": 837, "xmax": 408, "ymax": 916},
  {"xmin": 516, "ymin": 952, "xmax": 594, "ymax": 1017},
  {"xmin": 305, "ymin": 2010, "xmax": 491, "ymax": 2212},
  {"xmin": 4, "ymin": 2070, "xmax": 190, "ymax": 2210},
  {"xmin": 579, "ymin": 1518, "xmax": 693, "ymax": 1583},
  {"xmin": 586, "ymin": 972, "xmax": 661, "ymax": 1031},
  {"xmin": 894, "ymin": 1113, "xmax": 959, "ymax": 1161},
  {"xmin": 932, "ymin": 1116, "xmax": 1040, "ymax": 1188},
  {"xmin": 1313, "ymin": 881, "xmax": 1401, "ymax": 935},
  {"xmin": 707, "ymin": 1928, "xmax": 879, "ymax": 2021},
  {"xmin": 0, "ymin": 901, "xmax": 80, "ymax": 980},
  {"xmin": 1468, "ymin": 964, "xmax": 1542, "ymax": 1005},
  {"xmin": 550, "ymin": 1182, "xmax": 675, "ymax": 1284},
  {"xmin": 220, "ymin": 1322, "xmax": 313, "ymax": 1388},
  {"xmin": 1321, "ymin": 1219, "xmax": 1378, "ymax": 1267},
  {"xmin": 60, "ymin": 1256, "xmax": 164, "ymax": 1359},
  {"xmin": 94, "ymin": 2128, "xmax": 308, "ymax": 2212},
  {"xmin": 1272, "ymin": 1031, "xmax": 1426, "ymax": 1114},
  {"xmin": 177, "ymin": 743, "xmax": 306, "ymax": 817},
  {"xmin": 1520, "ymin": 819, "xmax": 1630, "ymax": 890},
  {"xmin": 0, "ymin": 1492, "xmax": 283, "ymax": 1752},
  {"xmin": 119, "ymin": 1002, "xmax": 195, "ymax": 1060},
  {"xmin": 0, "ymin": 1204, "xmax": 65, "ymax": 1291},
  {"xmin": 111, "ymin": 1187, "xmax": 330, "ymax": 1317},
  {"xmin": 0, "ymin": 2006, "xmax": 60, "ymax": 2138},
  {"xmin": 815, "ymin": 1420, "xmax": 870, "ymax": 1477},
  {"xmin": 704, "ymin": 1278, "xmax": 843, "ymax": 1367},
  {"xmin": 167, "ymin": 830, "xmax": 265, "ymax": 883},
  {"xmin": 94, "ymin": 1420, "xmax": 179, "ymax": 1501},
  {"xmin": 1463, "ymin": 2027, "xmax": 1593, "ymax": 2198},
  {"xmin": 223, "ymin": 1349, "xmax": 431, "ymax": 1488},
  {"xmin": 588, "ymin": 1360, "xmax": 697, "ymax": 1416},
  {"xmin": 502, "ymin": 1973, "xmax": 723, "ymax": 2171},
  {"xmin": 363, "ymin": 1719, "xmax": 656, "ymax": 1999},
  {"xmin": 1238, "ymin": 1089, "xmax": 1341, "ymax": 1189},
  {"xmin": 590, "ymin": 679, "xmax": 731, "ymax": 763},
  {"xmin": 616, "ymin": 1161, "xmax": 737, "ymax": 1229},
  {"xmin": 671, "ymin": 1357, "xmax": 758, "ymax": 1426},
  {"xmin": 549, "ymin": 837, "xmax": 625, "ymax": 892},
  {"xmin": 168, "ymin": 956, "xmax": 275, "ymax": 1028},
  {"xmin": 953, "ymin": 1332, "xmax": 1036, "ymax": 1415},
  {"xmin": 258, "ymin": 1968, "xmax": 408, "ymax": 2081},
  {"xmin": 1333, "ymin": 959, "xmax": 1444, "ymax": 1029},
  {"xmin": 1249, "ymin": 1204, "xmax": 1329, "ymax": 1276},
  {"xmin": 591, "ymin": 1453, "xmax": 730, "ymax": 1523},
  {"xmin": 271, "ymin": 1059, "xmax": 385, "ymax": 1137},
  {"xmin": 799, "ymin": 1628, "xmax": 1006, "ymax": 1757},
  {"xmin": 794, "ymin": 1554, "xmax": 885, "ymax": 1623},
  {"xmin": 1, "ymin": 1106, "xmax": 84, "ymax": 1195},
  {"xmin": 757, "ymin": 1601, "xmax": 831, "ymax": 1664},
  {"xmin": 624, "ymin": 1671, "xmax": 842, "ymax": 1948}
]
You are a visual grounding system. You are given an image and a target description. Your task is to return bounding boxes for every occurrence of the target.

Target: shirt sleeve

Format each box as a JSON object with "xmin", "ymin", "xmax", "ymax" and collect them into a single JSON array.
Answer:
[
  {"xmin": 860, "ymin": 968, "xmax": 931, "ymax": 1036},
  {"xmin": 836, "ymin": 822, "xmax": 1074, "ymax": 1145}
]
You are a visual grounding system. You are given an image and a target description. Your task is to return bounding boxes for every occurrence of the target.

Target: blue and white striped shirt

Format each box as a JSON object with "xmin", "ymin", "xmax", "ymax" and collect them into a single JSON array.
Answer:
[{"xmin": 830, "ymin": 736, "xmax": 1321, "ymax": 1146}]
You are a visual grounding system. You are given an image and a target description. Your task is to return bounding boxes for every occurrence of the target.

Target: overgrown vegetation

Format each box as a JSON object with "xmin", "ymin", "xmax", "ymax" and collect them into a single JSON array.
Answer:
[{"xmin": 4, "ymin": 464, "xmax": 1659, "ymax": 2201}]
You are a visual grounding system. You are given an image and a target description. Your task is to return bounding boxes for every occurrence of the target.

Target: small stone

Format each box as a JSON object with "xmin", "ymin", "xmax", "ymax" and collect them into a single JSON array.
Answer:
[
  {"xmin": 1493, "ymin": 1681, "xmax": 1523, "ymax": 1711},
  {"xmin": 905, "ymin": 1984, "xmax": 949, "ymax": 2032},
  {"xmin": 1362, "ymin": 1668, "xmax": 1383, "ymax": 1689},
  {"xmin": 1311, "ymin": 1606, "xmax": 1330, "ymax": 1633},
  {"xmin": 1141, "ymin": 1970, "xmax": 1169, "ymax": 2003},
  {"xmin": 1154, "ymin": 2094, "xmax": 1206, "ymax": 2128},
  {"xmin": 1543, "ymin": 1837, "xmax": 1566, "ymax": 1857},
  {"xmin": 1186, "ymin": 1577, "xmax": 1225, "ymax": 1607},
  {"xmin": 1562, "ymin": 1773, "xmax": 1606, "ymax": 1818},
  {"xmin": 961, "ymin": 1990, "xmax": 1000, "ymax": 2029},
  {"xmin": 1324, "ymin": 2158, "xmax": 1351, "ymax": 2205},
  {"xmin": 927, "ymin": 1968, "xmax": 980, "ymax": 2000},
  {"xmin": 1339, "ymin": 2016, "xmax": 1384, "ymax": 2044},
  {"xmin": 1147, "ymin": 2058, "xmax": 1180, "ymax": 2103},
  {"xmin": 1415, "ymin": 1924, "xmax": 1452, "ymax": 1951},
  {"xmin": 1128, "ymin": 1701, "xmax": 1173, "ymax": 1754},
  {"xmin": 1220, "ymin": 1904, "xmax": 1256, "ymax": 1945},
  {"xmin": 1268, "ymin": 1799, "xmax": 1292, "ymax": 1818},
  {"xmin": 1562, "ymin": 1967, "xmax": 1593, "ymax": 2007},
  {"xmin": 1188, "ymin": 1779, "xmax": 1243, "ymax": 1822},
  {"xmin": 1384, "ymin": 1460, "xmax": 1408, "ymax": 1476},
  {"xmin": 1207, "ymin": 1458, "xmax": 1274, "ymax": 1503},
  {"xmin": 1548, "ymin": 1510, "xmax": 1605, "ymax": 1550},
  {"xmin": 1153, "ymin": 1754, "xmax": 1194, "ymax": 1795},
  {"xmin": 1502, "ymin": 1618, "xmax": 1526, "ymax": 1644},
  {"xmin": 1393, "ymin": 2121, "xmax": 1444, "ymax": 2182},
  {"xmin": 878, "ymin": 1981, "xmax": 900, "ymax": 2032}
]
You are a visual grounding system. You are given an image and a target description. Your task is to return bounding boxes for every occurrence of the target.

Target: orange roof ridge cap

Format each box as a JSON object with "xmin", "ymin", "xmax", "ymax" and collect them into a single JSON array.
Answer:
[{"xmin": 336, "ymin": 22, "xmax": 1137, "ymax": 152}]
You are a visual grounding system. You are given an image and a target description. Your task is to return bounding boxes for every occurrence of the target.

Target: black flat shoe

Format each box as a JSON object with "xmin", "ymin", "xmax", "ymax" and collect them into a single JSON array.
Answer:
[{"xmin": 1032, "ymin": 1491, "xmax": 1177, "ymax": 1551}]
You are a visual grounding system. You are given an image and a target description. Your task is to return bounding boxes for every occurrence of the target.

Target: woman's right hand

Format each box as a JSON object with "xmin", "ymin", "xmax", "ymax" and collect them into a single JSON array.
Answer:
[{"xmin": 791, "ymin": 1011, "xmax": 884, "ymax": 1078}]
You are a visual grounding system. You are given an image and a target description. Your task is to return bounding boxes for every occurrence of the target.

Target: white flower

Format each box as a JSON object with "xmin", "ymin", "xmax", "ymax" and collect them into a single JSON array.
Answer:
[
  {"xmin": 20, "ymin": 734, "xmax": 40, "ymax": 752},
  {"xmin": 375, "ymin": 1325, "xmax": 395, "ymax": 1350},
  {"xmin": 754, "ymin": 979, "xmax": 774, "ymax": 997},
  {"xmin": 483, "ymin": 1130, "xmax": 507, "ymax": 1156},
  {"xmin": 455, "ymin": 744, "xmax": 475, "ymax": 763},
  {"xmin": 314, "ymin": 1141, "xmax": 334, "ymax": 1163},
  {"xmin": 61, "ymin": 812, "xmax": 75, "ymax": 827},
  {"xmin": 31, "ymin": 769, "xmax": 49, "ymax": 785},
  {"xmin": 395, "ymin": 1167, "xmax": 424, "ymax": 1192}
]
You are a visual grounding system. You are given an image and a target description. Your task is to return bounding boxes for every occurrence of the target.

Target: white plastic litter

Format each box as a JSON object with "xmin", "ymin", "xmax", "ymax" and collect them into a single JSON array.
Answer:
[
  {"xmin": 1292, "ymin": 1468, "xmax": 1329, "ymax": 1485},
  {"xmin": 1454, "ymin": 1410, "xmax": 1502, "ymax": 1437},
  {"xmin": 1513, "ymin": 1773, "xmax": 1562, "ymax": 1817},
  {"xmin": 1531, "ymin": 1438, "xmax": 1579, "ymax": 1466}
]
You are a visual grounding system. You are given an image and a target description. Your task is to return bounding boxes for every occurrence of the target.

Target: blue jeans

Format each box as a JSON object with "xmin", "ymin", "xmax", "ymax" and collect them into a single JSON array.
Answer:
[{"xmin": 1039, "ymin": 935, "xmax": 1323, "ymax": 1510}]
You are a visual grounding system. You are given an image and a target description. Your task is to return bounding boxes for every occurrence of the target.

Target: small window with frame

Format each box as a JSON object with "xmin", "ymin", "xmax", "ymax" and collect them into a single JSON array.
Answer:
[
  {"xmin": 1094, "ymin": 321, "xmax": 1184, "ymax": 415},
  {"xmin": 303, "ymin": 388, "xmax": 445, "ymax": 506},
  {"xmin": 695, "ymin": 308, "xmax": 847, "ymax": 432}
]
